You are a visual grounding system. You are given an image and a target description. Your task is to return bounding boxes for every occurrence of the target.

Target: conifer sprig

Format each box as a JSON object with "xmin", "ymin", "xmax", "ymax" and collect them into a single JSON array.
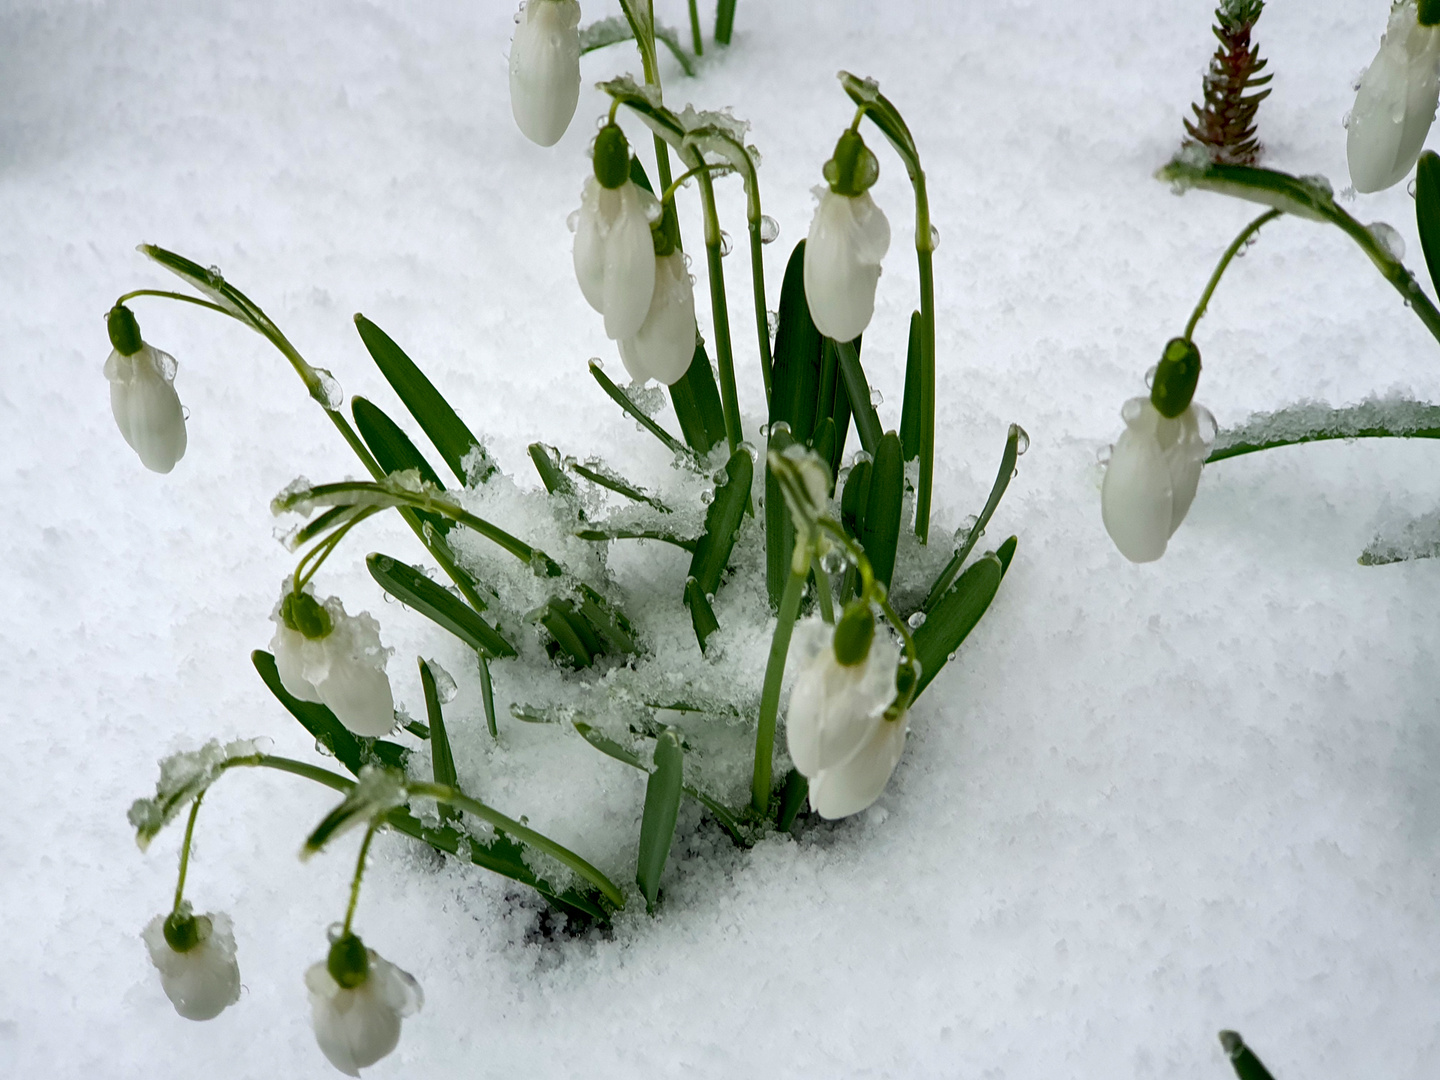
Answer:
[{"xmin": 1183, "ymin": 0, "xmax": 1271, "ymax": 166}]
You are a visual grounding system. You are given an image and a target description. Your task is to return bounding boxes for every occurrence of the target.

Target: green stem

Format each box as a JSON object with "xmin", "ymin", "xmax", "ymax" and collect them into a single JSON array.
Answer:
[
  {"xmin": 341, "ymin": 821, "xmax": 378, "ymax": 936},
  {"xmin": 225, "ymin": 754, "xmax": 356, "ymax": 794},
  {"xmin": 913, "ymin": 172, "xmax": 936, "ymax": 545},
  {"xmin": 715, "ymin": 0, "xmax": 737, "ymax": 45},
  {"xmin": 116, "ymin": 290, "xmax": 237, "ymax": 319},
  {"xmin": 752, "ymin": 555, "xmax": 809, "ymax": 811},
  {"xmin": 1184, "ymin": 209, "xmax": 1282, "ymax": 340},
  {"xmin": 748, "ymin": 211, "xmax": 773, "ymax": 407},
  {"xmin": 687, "ymin": 0, "xmax": 704, "ymax": 54},
  {"xmin": 172, "ymin": 791, "xmax": 204, "ymax": 913},
  {"xmin": 293, "ymin": 506, "xmax": 380, "ymax": 593},
  {"xmin": 814, "ymin": 564, "xmax": 835, "ymax": 624},
  {"xmin": 696, "ymin": 168, "xmax": 742, "ymax": 452}
]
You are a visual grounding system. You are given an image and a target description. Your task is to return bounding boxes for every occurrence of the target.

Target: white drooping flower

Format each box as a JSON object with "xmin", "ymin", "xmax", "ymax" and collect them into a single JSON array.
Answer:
[
  {"xmin": 617, "ymin": 250, "xmax": 696, "ymax": 385},
  {"xmin": 1347, "ymin": 0, "xmax": 1440, "ymax": 193},
  {"xmin": 141, "ymin": 907, "xmax": 242, "ymax": 1021},
  {"xmin": 572, "ymin": 174, "xmax": 659, "ymax": 341},
  {"xmin": 270, "ymin": 588, "xmax": 396, "ymax": 738},
  {"xmin": 804, "ymin": 187, "xmax": 891, "ymax": 342},
  {"xmin": 786, "ymin": 616, "xmax": 906, "ymax": 820},
  {"xmin": 105, "ymin": 341, "xmax": 187, "ymax": 473},
  {"xmin": 508, "ymin": 0, "xmax": 582, "ymax": 147},
  {"xmin": 306, "ymin": 943, "xmax": 423, "ymax": 1077},
  {"xmin": 1101, "ymin": 396, "xmax": 1217, "ymax": 563}
]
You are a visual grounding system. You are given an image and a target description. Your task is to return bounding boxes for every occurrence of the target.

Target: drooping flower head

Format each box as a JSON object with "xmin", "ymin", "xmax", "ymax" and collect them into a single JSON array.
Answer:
[
  {"xmin": 786, "ymin": 605, "xmax": 907, "ymax": 819},
  {"xmin": 804, "ymin": 128, "xmax": 891, "ymax": 343},
  {"xmin": 306, "ymin": 931, "xmax": 423, "ymax": 1076},
  {"xmin": 104, "ymin": 304, "xmax": 187, "ymax": 473},
  {"xmin": 142, "ymin": 904, "xmax": 242, "ymax": 1021},
  {"xmin": 270, "ymin": 586, "xmax": 396, "ymax": 738},
  {"xmin": 1101, "ymin": 338, "xmax": 1216, "ymax": 563},
  {"xmin": 617, "ymin": 236, "xmax": 696, "ymax": 386},
  {"xmin": 572, "ymin": 123, "xmax": 659, "ymax": 342},
  {"xmin": 509, "ymin": 0, "xmax": 582, "ymax": 147},
  {"xmin": 1347, "ymin": 0, "xmax": 1440, "ymax": 193}
]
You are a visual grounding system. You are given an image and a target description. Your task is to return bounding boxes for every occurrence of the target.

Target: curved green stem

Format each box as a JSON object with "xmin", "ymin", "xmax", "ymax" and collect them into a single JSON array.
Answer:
[
  {"xmin": 696, "ymin": 169, "xmax": 742, "ymax": 452},
  {"xmin": 660, "ymin": 161, "xmax": 734, "ymax": 206},
  {"xmin": 752, "ymin": 553, "xmax": 809, "ymax": 811},
  {"xmin": 1185, "ymin": 209, "xmax": 1282, "ymax": 340},
  {"xmin": 293, "ymin": 506, "xmax": 381, "ymax": 594},
  {"xmin": 172, "ymin": 791, "xmax": 204, "ymax": 913},
  {"xmin": 116, "ymin": 290, "xmax": 237, "ymax": 319},
  {"xmin": 341, "ymin": 821, "xmax": 378, "ymax": 936}
]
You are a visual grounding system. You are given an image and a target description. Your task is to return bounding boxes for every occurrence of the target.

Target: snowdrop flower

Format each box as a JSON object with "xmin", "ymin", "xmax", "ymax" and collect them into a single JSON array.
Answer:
[
  {"xmin": 508, "ymin": 0, "xmax": 582, "ymax": 147},
  {"xmin": 1347, "ymin": 0, "xmax": 1440, "ymax": 193},
  {"xmin": 1101, "ymin": 338, "xmax": 1216, "ymax": 563},
  {"xmin": 572, "ymin": 123, "xmax": 658, "ymax": 341},
  {"xmin": 104, "ymin": 304, "xmax": 187, "ymax": 473},
  {"xmin": 618, "ymin": 250, "xmax": 696, "ymax": 385},
  {"xmin": 804, "ymin": 129, "xmax": 890, "ymax": 343},
  {"xmin": 141, "ymin": 905, "xmax": 241, "ymax": 1021},
  {"xmin": 270, "ymin": 587, "xmax": 396, "ymax": 738},
  {"xmin": 306, "ymin": 933, "xmax": 423, "ymax": 1076},
  {"xmin": 786, "ymin": 606, "xmax": 906, "ymax": 819}
]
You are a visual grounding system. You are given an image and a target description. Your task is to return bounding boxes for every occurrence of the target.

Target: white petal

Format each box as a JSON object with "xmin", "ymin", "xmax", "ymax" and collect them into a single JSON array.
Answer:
[
  {"xmin": 572, "ymin": 177, "xmax": 608, "ymax": 314},
  {"xmin": 269, "ymin": 621, "xmax": 324, "ymax": 704},
  {"xmin": 1101, "ymin": 398, "xmax": 1175, "ymax": 563},
  {"xmin": 601, "ymin": 183, "xmax": 658, "ymax": 341},
  {"xmin": 142, "ymin": 911, "xmax": 241, "ymax": 1022},
  {"xmin": 809, "ymin": 715, "xmax": 907, "ymax": 820},
  {"xmin": 315, "ymin": 604, "xmax": 395, "ymax": 738},
  {"xmin": 1160, "ymin": 403, "xmax": 1214, "ymax": 537},
  {"xmin": 508, "ymin": 0, "xmax": 581, "ymax": 147},
  {"xmin": 803, "ymin": 190, "xmax": 890, "ymax": 343},
  {"xmin": 105, "ymin": 344, "xmax": 187, "ymax": 473},
  {"xmin": 785, "ymin": 623, "xmax": 900, "ymax": 778},
  {"xmin": 306, "ymin": 951, "xmax": 420, "ymax": 1077},
  {"xmin": 617, "ymin": 251, "xmax": 696, "ymax": 384},
  {"xmin": 1347, "ymin": 5, "xmax": 1440, "ymax": 193}
]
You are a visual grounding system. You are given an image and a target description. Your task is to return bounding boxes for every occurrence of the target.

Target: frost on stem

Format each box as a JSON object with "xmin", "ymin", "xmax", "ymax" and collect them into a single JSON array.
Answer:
[{"xmin": 128, "ymin": 738, "xmax": 268, "ymax": 850}]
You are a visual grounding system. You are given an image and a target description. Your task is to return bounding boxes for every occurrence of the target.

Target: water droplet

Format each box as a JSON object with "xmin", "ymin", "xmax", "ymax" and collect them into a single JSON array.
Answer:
[
  {"xmin": 1342, "ymin": 111, "xmax": 1352, "ymax": 130},
  {"xmin": 566, "ymin": 209, "xmax": 581, "ymax": 232},
  {"xmin": 954, "ymin": 516, "xmax": 979, "ymax": 548},
  {"xmin": 1096, "ymin": 444, "xmax": 1112, "ymax": 466},
  {"xmin": 1409, "ymin": 178, "xmax": 1419, "ymax": 198},
  {"xmin": 1012, "ymin": 424, "xmax": 1030, "ymax": 455},
  {"xmin": 591, "ymin": 356, "xmax": 604, "ymax": 370},
  {"xmin": 719, "ymin": 231, "xmax": 733, "ymax": 257},
  {"xmin": 314, "ymin": 739, "xmax": 335, "ymax": 758},
  {"xmin": 770, "ymin": 420, "xmax": 792, "ymax": 439},
  {"xmin": 1121, "ymin": 398, "xmax": 1143, "ymax": 423},
  {"xmin": 1144, "ymin": 364, "xmax": 1157, "ymax": 389},
  {"xmin": 180, "ymin": 405, "xmax": 191, "ymax": 421},
  {"xmin": 682, "ymin": 253, "xmax": 693, "ymax": 269},
  {"xmin": 1367, "ymin": 221, "xmax": 1405, "ymax": 261},
  {"xmin": 946, "ymin": 651, "xmax": 957, "ymax": 663},
  {"xmin": 427, "ymin": 659, "xmax": 459, "ymax": 703},
  {"xmin": 313, "ymin": 368, "xmax": 344, "ymax": 410},
  {"xmin": 700, "ymin": 490, "xmax": 714, "ymax": 504},
  {"xmin": 376, "ymin": 556, "xmax": 394, "ymax": 573},
  {"xmin": 759, "ymin": 215, "xmax": 780, "ymax": 244},
  {"xmin": 929, "ymin": 225, "xmax": 940, "ymax": 250},
  {"xmin": 705, "ymin": 592, "xmax": 716, "ymax": 604},
  {"xmin": 1192, "ymin": 404, "xmax": 1218, "ymax": 444},
  {"xmin": 907, "ymin": 611, "xmax": 927, "ymax": 629},
  {"xmin": 206, "ymin": 265, "xmax": 224, "ymax": 286},
  {"xmin": 712, "ymin": 468, "xmax": 729, "ymax": 486},
  {"xmin": 759, "ymin": 423, "xmax": 771, "ymax": 438},
  {"xmin": 869, "ymin": 387, "xmax": 884, "ymax": 407},
  {"xmin": 821, "ymin": 549, "xmax": 845, "ymax": 574},
  {"xmin": 766, "ymin": 309, "xmax": 778, "ymax": 339}
]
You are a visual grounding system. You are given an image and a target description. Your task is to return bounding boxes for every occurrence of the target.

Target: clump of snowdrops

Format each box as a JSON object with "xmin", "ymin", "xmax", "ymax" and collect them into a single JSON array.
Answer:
[{"xmin": 108, "ymin": 1, "xmax": 1025, "ymax": 1072}]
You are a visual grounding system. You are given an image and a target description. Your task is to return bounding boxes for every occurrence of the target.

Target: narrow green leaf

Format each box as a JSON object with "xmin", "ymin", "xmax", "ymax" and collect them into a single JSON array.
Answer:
[
  {"xmin": 251, "ymin": 650, "xmax": 409, "ymax": 775},
  {"xmin": 576, "ymin": 584, "xmax": 639, "ymax": 655},
  {"xmin": 715, "ymin": 0, "xmax": 737, "ymax": 44},
  {"xmin": 576, "ymin": 526, "xmax": 697, "ymax": 551},
  {"xmin": 579, "ymin": 16, "xmax": 696, "ymax": 77},
  {"xmin": 776, "ymin": 768, "xmax": 809, "ymax": 831},
  {"xmin": 1207, "ymin": 397, "xmax": 1440, "ymax": 462},
  {"xmin": 539, "ymin": 598, "xmax": 600, "ymax": 668},
  {"xmin": 769, "ymin": 240, "xmax": 824, "ymax": 441},
  {"xmin": 418, "ymin": 659, "xmax": 458, "ymax": 824},
  {"xmin": 528, "ymin": 442, "xmax": 576, "ymax": 496},
  {"xmin": 912, "ymin": 555, "xmax": 1003, "ymax": 698},
  {"xmin": 687, "ymin": 448, "xmax": 753, "ymax": 595},
  {"xmin": 684, "ymin": 576, "xmax": 721, "ymax": 650},
  {"xmin": 353, "ymin": 397, "xmax": 450, "ymax": 535},
  {"xmin": 1218, "ymin": 1031, "xmax": 1277, "ymax": 1080},
  {"xmin": 636, "ymin": 729, "xmax": 684, "ymax": 911},
  {"xmin": 353, "ymin": 314, "xmax": 492, "ymax": 486},
  {"xmin": 899, "ymin": 312, "xmax": 923, "ymax": 460},
  {"xmin": 860, "ymin": 431, "xmax": 904, "ymax": 589},
  {"xmin": 1419, "ymin": 151, "xmax": 1440, "ymax": 298},
  {"xmin": 478, "ymin": 654, "xmax": 498, "ymax": 739},
  {"xmin": 765, "ymin": 425, "xmax": 796, "ymax": 608},
  {"xmin": 996, "ymin": 534, "xmax": 1017, "ymax": 575},
  {"xmin": 811, "ymin": 416, "xmax": 837, "ymax": 477},
  {"xmin": 820, "ymin": 339, "xmax": 852, "ymax": 475},
  {"xmin": 839, "ymin": 457, "xmax": 872, "ymax": 604},
  {"xmin": 835, "ymin": 339, "xmax": 882, "ymax": 454},
  {"xmin": 366, "ymin": 553, "xmax": 516, "ymax": 658},
  {"xmin": 589, "ymin": 358, "xmax": 694, "ymax": 461},
  {"xmin": 570, "ymin": 459, "xmax": 671, "ymax": 511},
  {"xmin": 839, "ymin": 71, "xmax": 919, "ymax": 164},
  {"xmin": 669, "ymin": 342, "xmax": 727, "ymax": 455},
  {"xmin": 924, "ymin": 423, "xmax": 1021, "ymax": 611}
]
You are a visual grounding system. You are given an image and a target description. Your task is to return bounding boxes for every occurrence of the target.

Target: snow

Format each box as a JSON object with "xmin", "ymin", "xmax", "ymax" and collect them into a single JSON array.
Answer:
[{"xmin": 4, "ymin": 0, "xmax": 1440, "ymax": 1077}]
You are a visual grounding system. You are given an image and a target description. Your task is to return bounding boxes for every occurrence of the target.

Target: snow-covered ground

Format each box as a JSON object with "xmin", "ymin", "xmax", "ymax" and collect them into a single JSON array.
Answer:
[{"xmin": 4, "ymin": 1, "xmax": 1440, "ymax": 1076}]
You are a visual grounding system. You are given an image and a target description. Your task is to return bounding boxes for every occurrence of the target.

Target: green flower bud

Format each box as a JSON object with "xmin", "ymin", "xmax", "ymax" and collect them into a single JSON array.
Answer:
[
  {"xmin": 281, "ymin": 590, "xmax": 334, "ymax": 640},
  {"xmin": 832, "ymin": 601, "xmax": 875, "ymax": 667},
  {"xmin": 327, "ymin": 932, "xmax": 371, "ymax": 989},
  {"xmin": 162, "ymin": 909, "xmax": 209, "ymax": 954},
  {"xmin": 822, "ymin": 129, "xmax": 880, "ymax": 197},
  {"xmin": 1421, "ymin": 0, "xmax": 1440, "ymax": 27},
  {"xmin": 593, "ymin": 123, "xmax": 631, "ymax": 190},
  {"xmin": 1149, "ymin": 337, "xmax": 1201, "ymax": 419},
  {"xmin": 107, "ymin": 304, "xmax": 143, "ymax": 356}
]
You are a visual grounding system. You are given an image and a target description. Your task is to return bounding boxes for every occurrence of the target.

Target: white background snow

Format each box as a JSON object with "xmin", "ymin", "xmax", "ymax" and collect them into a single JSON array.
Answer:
[{"xmin": 3, "ymin": 0, "xmax": 1439, "ymax": 1076}]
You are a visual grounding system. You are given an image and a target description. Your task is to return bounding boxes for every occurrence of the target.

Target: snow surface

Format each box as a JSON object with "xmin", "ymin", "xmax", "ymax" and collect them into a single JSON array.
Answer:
[{"xmin": 5, "ymin": 0, "xmax": 1440, "ymax": 1076}]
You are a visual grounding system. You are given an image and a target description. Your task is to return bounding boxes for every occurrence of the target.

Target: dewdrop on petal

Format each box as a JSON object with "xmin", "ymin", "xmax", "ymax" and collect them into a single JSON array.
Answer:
[
  {"xmin": 786, "ymin": 606, "xmax": 906, "ymax": 819},
  {"xmin": 804, "ymin": 129, "xmax": 890, "ymax": 343},
  {"xmin": 1346, "ymin": 0, "xmax": 1440, "ymax": 193},
  {"xmin": 508, "ymin": 0, "xmax": 582, "ymax": 147},
  {"xmin": 270, "ymin": 586, "xmax": 396, "ymax": 738},
  {"xmin": 618, "ymin": 250, "xmax": 696, "ymax": 385},
  {"xmin": 141, "ymin": 905, "xmax": 241, "ymax": 1021},
  {"xmin": 572, "ymin": 122, "xmax": 658, "ymax": 342},
  {"xmin": 104, "ymin": 304, "xmax": 187, "ymax": 473},
  {"xmin": 1101, "ymin": 338, "xmax": 1216, "ymax": 563},
  {"xmin": 306, "ymin": 932, "xmax": 423, "ymax": 1077}
]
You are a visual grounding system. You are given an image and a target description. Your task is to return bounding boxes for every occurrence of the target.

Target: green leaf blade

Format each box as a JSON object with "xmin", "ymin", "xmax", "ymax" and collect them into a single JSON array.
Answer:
[
  {"xmin": 365, "ymin": 553, "xmax": 515, "ymax": 658},
  {"xmin": 912, "ymin": 554, "xmax": 1005, "ymax": 699},
  {"xmin": 636, "ymin": 729, "xmax": 685, "ymax": 911},
  {"xmin": 859, "ymin": 431, "xmax": 904, "ymax": 589},
  {"xmin": 418, "ymin": 659, "xmax": 459, "ymax": 824}
]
